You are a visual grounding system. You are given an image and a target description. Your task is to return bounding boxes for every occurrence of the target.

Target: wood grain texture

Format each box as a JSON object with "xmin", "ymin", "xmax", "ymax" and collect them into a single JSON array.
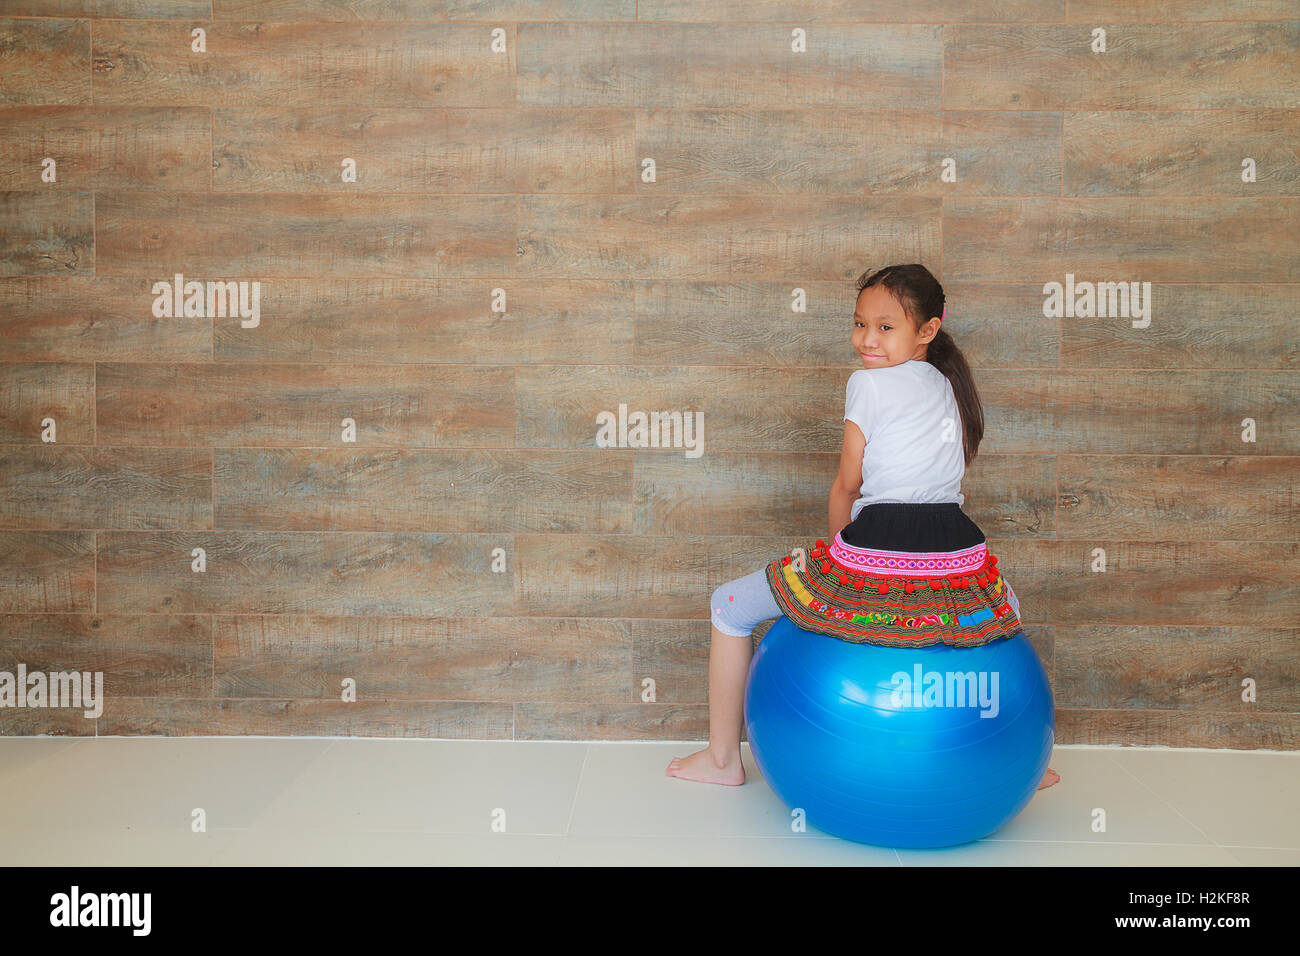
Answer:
[
  {"xmin": 0, "ymin": 1, "xmax": 210, "ymax": 16},
  {"xmin": 519, "ymin": 195, "xmax": 940, "ymax": 279},
  {"xmin": 95, "ymin": 363, "xmax": 515, "ymax": 447},
  {"xmin": 94, "ymin": 699, "xmax": 514, "ymax": 738},
  {"xmin": 0, "ymin": 613, "xmax": 211, "ymax": 697},
  {"xmin": 214, "ymin": 448, "xmax": 633, "ymax": 533},
  {"xmin": 0, "ymin": 445, "xmax": 212, "ymax": 529},
  {"xmin": 512, "ymin": 533, "xmax": 797, "ymax": 618},
  {"xmin": 634, "ymin": 451, "xmax": 840, "ymax": 537},
  {"xmin": 102, "ymin": 0, "xmax": 215, "ymax": 15},
  {"xmin": 1057, "ymin": 709, "xmax": 1300, "ymax": 749},
  {"xmin": 641, "ymin": 0, "xmax": 1062, "ymax": 20},
  {"xmin": 95, "ymin": 192, "xmax": 517, "ymax": 277},
  {"xmin": 213, "ymin": 615, "xmax": 631, "ymax": 701},
  {"xmin": 631, "ymin": 619, "xmax": 713, "ymax": 704},
  {"xmin": 0, "ymin": 707, "xmax": 94, "ymax": 736},
  {"xmin": 0, "ymin": 1, "xmax": 88, "ymax": 15},
  {"xmin": 95, "ymin": 531, "xmax": 516, "ymax": 615},
  {"xmin": 0, "ymin": 7, "xmax": 1294, "ymax": 749},
  {"xmin": 636, "ymin": 109, "xmax": 1061, "ymax": 194},
  {"xmin": 214, "ymin": 0, "xmax": 635, "ymax": 19},
  {"xmin": 633, "ymin": 280, "xmax": 860, "ymax": 366},
  {"xmin": 0, "ymin": 107, "xmax": 211, "ymax": 190},
  {"xmin": 1058, "ymin": 282, "xmax": 1299, "ymax": 369},
  {"xmin": 975, "ymin": 370, "xmax": 1299, "ymax": 455},
  {"xmin": 214, "ymin": 108, "xmax": 634, "ymax": 193},
  {"xmin": 962, "ymin": 456, "xmax": 1059, "ymax": 537},
  {"xmin": 0, "ymin": 361, "xmax": 95, "ymax": 443},
  {"xmin": 944, "ymin": 197, "xmax": 1299, "ymax": 283},
  {"xmin": 92, "ymin": 21, "xmax": 516, "ymax": 107},
  {"xmin": 0, "ymin": 192, "xmax": 93, "ymax": 275},
  {"xmin": 1056, "ymin": 456, "xmax": 1299, "ymax": 540},
  {"xmin": 0, "ymin": 18, "xmax": 89, "ymax": 105},
  {"xmin": 210, "ymin": 279, "xmax": 635, "ymax": 365},
  {"xmin": 945, "ymin": 23, "xmax": 1300, "ymax": 110},
  {"xmin": 0, "ymin": 278, "xmax": 213, "ymax": 362},
  {"xmin": 0, "ymin": 531, "xmax": 95, "ymax": 612},
  {"xmin": 514, "ymin": 702, "xmax": 710, "ymax": 740},
  {"xmin": 1056, "ymin": 625, "xmax": 1300, "ymax": 712},
  {"xmin": 517, "ymin": 23, "xmax": 942, "ymax": 108},
  {"xmin": 515, "ymin": 365, "xmax": 846, "ymax": 453},
  {"xmin": 1070, "ymin": 1, "xmax": 1299, "ymax": 23},
  {"xmin": 1065, "ymin": 110, "xmax": 1300, "ymax": 196}
]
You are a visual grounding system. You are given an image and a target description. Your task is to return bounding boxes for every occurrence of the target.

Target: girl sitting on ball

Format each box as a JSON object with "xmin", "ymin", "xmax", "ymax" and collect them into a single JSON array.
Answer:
[{"xmin": 667, "ymin": 263, "xmax": 1060, "ymax": 790}]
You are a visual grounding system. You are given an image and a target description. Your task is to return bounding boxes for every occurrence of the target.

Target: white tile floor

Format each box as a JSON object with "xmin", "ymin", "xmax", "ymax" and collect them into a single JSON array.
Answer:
[{"xmin": 1, "ymin": 737, "xmax": 1295, "ymax": 866}]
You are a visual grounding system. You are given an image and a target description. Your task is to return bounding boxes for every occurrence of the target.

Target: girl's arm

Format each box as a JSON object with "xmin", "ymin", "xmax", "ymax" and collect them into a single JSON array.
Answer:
[{"xmin": 828, "ymin": 419, "xmax": 867, "ymax": 539}]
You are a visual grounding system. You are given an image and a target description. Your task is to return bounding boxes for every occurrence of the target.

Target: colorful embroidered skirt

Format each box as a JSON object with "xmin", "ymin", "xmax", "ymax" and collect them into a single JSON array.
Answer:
[{"xmin": 764, "ymin": 502, "xmax": 1023, "ymax": 649}]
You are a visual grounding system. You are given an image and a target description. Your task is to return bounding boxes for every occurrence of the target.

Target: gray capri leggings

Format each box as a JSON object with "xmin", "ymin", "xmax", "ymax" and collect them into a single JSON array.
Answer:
[
  {"xmin": 710, "ymin": 568, "xmax": 784, "ymax": 637},
  {"xmin": 709, "ymin": 567, "xmax": 1021, "ymax": 638}
]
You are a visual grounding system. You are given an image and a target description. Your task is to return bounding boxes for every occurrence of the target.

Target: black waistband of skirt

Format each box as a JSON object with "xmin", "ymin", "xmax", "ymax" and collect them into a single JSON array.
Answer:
[
  {"xmin": 839, "ymin": 502, "xmax": 986, "ymax": 551},
  {"xmin": 857, "ymin": 503, "xmax": 963, "ymax": 511}
]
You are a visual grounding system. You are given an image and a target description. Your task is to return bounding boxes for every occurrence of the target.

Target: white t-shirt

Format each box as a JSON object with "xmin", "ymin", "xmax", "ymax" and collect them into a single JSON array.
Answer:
[{"xmin": 843, "ymin": 359, "xmax": 965, "ymax": 521}]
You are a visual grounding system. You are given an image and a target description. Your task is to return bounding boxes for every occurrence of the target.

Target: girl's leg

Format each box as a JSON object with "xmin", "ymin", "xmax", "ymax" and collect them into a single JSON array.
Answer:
[{"xmin": 667, "ymin": 569, "xmax": 782, "ymax": 785}]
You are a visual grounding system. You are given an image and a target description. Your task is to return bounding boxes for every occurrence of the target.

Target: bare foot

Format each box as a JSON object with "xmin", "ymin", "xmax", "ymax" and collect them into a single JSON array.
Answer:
[
  {"xmin": 666, "ymin": 745, "xmax": 746, "ymax": 786},
  {"xmin": 1037, "ymin": 767, "xmax": 1060, "ymax": 791}
]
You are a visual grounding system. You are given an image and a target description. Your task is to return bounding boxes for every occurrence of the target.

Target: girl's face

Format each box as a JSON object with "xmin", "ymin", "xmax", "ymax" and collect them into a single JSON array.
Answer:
[{"xmin": 851, "ymin": 285, "xmax": 941, "ymax": 368}]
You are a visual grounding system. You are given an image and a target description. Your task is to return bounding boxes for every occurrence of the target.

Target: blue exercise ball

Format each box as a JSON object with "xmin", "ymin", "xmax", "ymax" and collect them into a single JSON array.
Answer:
[{"xmin": 744, "ymin": 616, "xmax": 1054, "ymax": 849}]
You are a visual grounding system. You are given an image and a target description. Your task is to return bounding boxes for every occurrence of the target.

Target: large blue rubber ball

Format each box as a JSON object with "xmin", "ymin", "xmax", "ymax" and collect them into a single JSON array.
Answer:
[{"xmin": 744, "ymin": 616, "xmax": 1054, "ymax": 849}]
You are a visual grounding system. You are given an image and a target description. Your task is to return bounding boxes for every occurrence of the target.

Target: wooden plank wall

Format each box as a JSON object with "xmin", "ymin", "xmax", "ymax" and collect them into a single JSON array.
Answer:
[{"xmin": 0, "ymin": 0, "xmax": 1296, "ymax": 748}]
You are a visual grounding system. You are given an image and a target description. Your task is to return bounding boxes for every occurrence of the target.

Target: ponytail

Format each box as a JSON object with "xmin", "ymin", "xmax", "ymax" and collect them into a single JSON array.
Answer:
[{"xmin": 923, "ymin": 326, "xmax": 984, "ymax": 467}]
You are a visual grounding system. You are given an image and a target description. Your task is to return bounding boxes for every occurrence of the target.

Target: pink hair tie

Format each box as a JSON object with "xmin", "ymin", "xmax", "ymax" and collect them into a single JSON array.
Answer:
[{"xmin": 941, "ymin": 306, "xmax": 946, "ymax": 319}]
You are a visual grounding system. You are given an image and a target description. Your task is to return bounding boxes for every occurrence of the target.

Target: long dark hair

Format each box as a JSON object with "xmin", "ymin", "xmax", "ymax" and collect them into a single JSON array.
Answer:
[{"xmin": 855, "ymin": 263, "xmax": 984, "ymax": 466}]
